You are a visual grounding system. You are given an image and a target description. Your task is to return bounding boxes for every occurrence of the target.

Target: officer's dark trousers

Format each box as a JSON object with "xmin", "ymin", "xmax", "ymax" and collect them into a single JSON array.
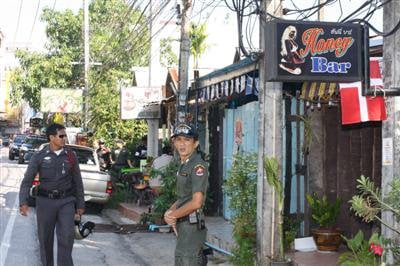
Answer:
[
  {"xmin": 175, "ymin": 221, "xmax": 207, "ymax": 266},
  {"xmin": 36, "ymin": 196, "xmax": 75, "ymax": 266}
]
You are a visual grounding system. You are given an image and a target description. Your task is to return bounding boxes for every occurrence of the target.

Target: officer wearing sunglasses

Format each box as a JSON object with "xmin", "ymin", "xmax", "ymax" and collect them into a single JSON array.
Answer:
[
  {"xmin": 164, "ymin": 123, "xmax": 209, "ymax": 265},
  {"xmin": 19, "ymin": 123, "xmax": 85, "ymax": 266}
]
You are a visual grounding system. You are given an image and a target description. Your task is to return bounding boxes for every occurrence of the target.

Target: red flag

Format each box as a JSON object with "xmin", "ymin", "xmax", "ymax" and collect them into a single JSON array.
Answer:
[{"xmin": 339, "ymin": 58, "xmax": 387, "ymax": 125}]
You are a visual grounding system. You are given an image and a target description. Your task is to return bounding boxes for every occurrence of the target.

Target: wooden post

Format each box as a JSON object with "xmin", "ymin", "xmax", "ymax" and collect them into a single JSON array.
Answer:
[{"xmin": 257, "ymin": 0, "xmax": 283, "ymax": 264}]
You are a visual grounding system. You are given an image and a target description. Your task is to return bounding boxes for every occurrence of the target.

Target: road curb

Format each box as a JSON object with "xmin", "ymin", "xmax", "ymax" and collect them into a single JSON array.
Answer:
[{"xmin": 101, "ymin": 208, "xmax": 136, "ymax": 226}]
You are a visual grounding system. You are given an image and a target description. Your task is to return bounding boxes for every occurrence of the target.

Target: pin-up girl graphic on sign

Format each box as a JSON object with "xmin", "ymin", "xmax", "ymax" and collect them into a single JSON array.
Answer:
[{"xmin": 279, "ymin": 25, "xmax": 305, "ymax": 75}]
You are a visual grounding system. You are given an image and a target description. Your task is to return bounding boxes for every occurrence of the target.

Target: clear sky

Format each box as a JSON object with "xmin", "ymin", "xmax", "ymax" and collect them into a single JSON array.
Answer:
[{"xmin": 0, "ymin": 0, "xmax": 82, "ymax": 51}]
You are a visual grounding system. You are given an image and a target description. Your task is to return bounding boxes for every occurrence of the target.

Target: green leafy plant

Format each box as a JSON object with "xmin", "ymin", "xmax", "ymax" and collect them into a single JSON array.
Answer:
[
  {"xmin": 224, "ymin": 153, "xmax": 257, "ymax": 266},
  {"xmin": 348, "ymin": 176, "xmax": 400, "ymax": 264},
  {"xmin": 283, "ymin": 215, "xmax": 301, "ymax": 252},
  {"xmin": 10, "ymin": 0, "xmax": 149, "ymax": 137},
  {"xmin": 350, "ymin": 175, "xmax": 400, "ymax": 235},
  {"xmin": 338, "ymin": 230, "xmax": 385, "ymax": 266},
  {"xmin": 306, "ymin": 193, "xmax": 342, "ymax": 229},
  {"xmin": 189, "ymin": 22, "xmax": 209, "ymax": 69},
  {"xmin": 105, "ymin": 188, "xmax": 127, "ymax": 209},
  {"xmin": 264, "ymin": 157, "xmax": 289, "ymax": 262},
  {"xmin": 151, "ymin": 160, "xmax": 179, "ymax": 215}
]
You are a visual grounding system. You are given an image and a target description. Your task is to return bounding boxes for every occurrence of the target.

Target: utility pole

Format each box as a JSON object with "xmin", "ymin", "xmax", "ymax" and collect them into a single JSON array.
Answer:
[
  {"xmin": 257, "ymin": 0, "xmax": 282, "ymax": 264},
  {"xmin": 382, "ymin": 1, "xmax": 400, "ymax": 264},
  {"xmin": 177, "ymin": 0, "xmax": 192, "ymax": 124},
  {"xmin": 317, "ymin": 0, "xmax": 325, "ymax": 21},
  {"xmin": 83, "ymin": 0, "xmax": 89, "ymax": 130},
  {"xmin": 146, "ymin": 0, "xmax": 159, "ymax": 158}
]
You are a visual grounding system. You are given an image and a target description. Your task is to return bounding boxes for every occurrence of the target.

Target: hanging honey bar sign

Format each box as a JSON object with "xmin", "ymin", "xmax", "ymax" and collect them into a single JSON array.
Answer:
[{"xmin": 265, "ymin": 20, "xmax": 367, "ymax": 82}]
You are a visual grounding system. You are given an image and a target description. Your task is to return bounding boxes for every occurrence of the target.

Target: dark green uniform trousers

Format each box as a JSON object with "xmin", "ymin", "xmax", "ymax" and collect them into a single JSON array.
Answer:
[{"xmin": 175, "ymin": 221, "xmax": 207, "ymax": 266}]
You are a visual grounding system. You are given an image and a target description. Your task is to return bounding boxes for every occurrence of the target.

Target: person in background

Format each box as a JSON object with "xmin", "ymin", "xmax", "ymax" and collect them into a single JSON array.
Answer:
[
  {"xmin": 133, "ymin": 135, "xmax": 147, "ymax": 167},
  {"xmin": 96, "ymin": 139, "xmax": 111, "ymax": 171},
  {"xmin": 149, "ymin": 144, "xmax": 174, "ymax": 190},
  {"xmin": 19, "ymin": 123, "xmax": 85, "ymax": 266},
  {"xmin": 111, "ymin": 139, "xmax": 133, "ymax": 174},
  {"xmin": 164, "ymin": 123, "xmax": 209, "ymax": 265}
]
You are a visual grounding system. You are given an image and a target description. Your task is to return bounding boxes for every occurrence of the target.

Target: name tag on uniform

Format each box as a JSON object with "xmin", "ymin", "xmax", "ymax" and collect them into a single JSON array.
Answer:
[{"xmin": 180, "ymin": 172, "xmax": 188, "ymax": 177}]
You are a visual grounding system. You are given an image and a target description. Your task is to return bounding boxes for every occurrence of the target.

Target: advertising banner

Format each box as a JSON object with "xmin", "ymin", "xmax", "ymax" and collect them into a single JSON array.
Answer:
[
  {"xmin": 120, "ymin": 87, "xmax": 162, "ymax": 119},
  {"xmin": 265, "ymin": 20, "xmax": 366, "ymax": 82},
  {"xmin": 41, "ymin": 88, "xmax": 83, "ymax": 113}
]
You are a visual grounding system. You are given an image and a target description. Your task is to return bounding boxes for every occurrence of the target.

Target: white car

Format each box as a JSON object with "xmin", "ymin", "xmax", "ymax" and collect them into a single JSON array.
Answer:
[{"xmin": 29, "ymin": 144, "xmax": 112, "ymax": 206}]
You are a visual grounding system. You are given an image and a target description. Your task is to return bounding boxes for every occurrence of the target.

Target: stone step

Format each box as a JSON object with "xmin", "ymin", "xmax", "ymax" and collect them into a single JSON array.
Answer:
[{"xmin": 118, "ymin": 203, "xmax": 149, "ymax": 223}]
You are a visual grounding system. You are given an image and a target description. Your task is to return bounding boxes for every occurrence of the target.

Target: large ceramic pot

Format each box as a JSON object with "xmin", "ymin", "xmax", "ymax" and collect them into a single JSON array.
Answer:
[{"xmin": 312, "ymin": 228, "xmax": 342, "ymax": 251}]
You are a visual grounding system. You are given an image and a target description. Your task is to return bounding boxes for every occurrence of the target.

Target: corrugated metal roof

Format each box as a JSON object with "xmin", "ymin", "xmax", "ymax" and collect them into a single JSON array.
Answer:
[{"xmin": 195, "ymin": 57, "xmax": 258, "ymax": 89}]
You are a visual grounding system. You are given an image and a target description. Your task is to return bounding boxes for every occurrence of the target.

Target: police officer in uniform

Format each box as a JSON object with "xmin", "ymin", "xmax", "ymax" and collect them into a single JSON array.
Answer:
[
  {"xmin": 19, "ymin": 123, "xmax": 85, "ymax": 266},
  {"xmin": 164, "ymin": 123, "xmax": 208, "ymax": 266},
  {"xmin": 111, "ymin": 139, "xmax": 133, "ymax": 173}
]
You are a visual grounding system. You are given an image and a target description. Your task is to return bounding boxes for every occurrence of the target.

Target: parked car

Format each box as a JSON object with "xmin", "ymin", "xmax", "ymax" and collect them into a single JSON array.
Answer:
[
  {"xmin": 18, "ymin": 135, "xmax": 48, "ymax": 164},
  {"xmin": 28, "ymin": 144, "xmax": 112, "ymax": 207},
  {"xmin": 1, "ymin": 136, "xmax": 10, "ymax": 147},
  {"xmin": 8, "ymin": 134, "xmax": 27, "ymax": 160}
]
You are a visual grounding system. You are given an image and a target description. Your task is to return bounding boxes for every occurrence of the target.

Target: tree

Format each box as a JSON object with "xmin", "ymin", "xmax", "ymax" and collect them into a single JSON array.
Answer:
[
  {"xmin": 189, "ymin": 22, "xmax": 208, "ymax": 69},
  {"xmin": 160, "ymin": 37, "xmax": 178, "ymax": 67},
  {"xmin": 10, "ymin": 0, "xmax": 149, "ymax": 140}
]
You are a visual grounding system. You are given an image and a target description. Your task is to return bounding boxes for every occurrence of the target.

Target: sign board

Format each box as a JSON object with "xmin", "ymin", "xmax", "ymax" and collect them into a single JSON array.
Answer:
[
  {"xmin": 265, "ymin": 20, "xmax": 366, "ymax": 82},
  {"xmin": 120, "ymin": 87, "xmax": 162, "ymax": 119},
  {"xmin": 29, "ymin": 117, "xmax": 43, "ymax": 128},
  {"xmin": 41, "ymin": 88, "xmax": 83, "ymax": 113}
]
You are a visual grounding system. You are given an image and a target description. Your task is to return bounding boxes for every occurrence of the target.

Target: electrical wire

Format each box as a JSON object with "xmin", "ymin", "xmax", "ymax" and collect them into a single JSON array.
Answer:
[
  {"xmin": 92, "ymin": 12, "xmax": 176, "ymax": 90},
  {"xmin": 28, "ymin": 0, "xmax": 41, "ymax": 45},
  {"xmin": 91, "ymin": 1, "xmax": 174, "ymax": 87},
  {"xmin": 13, "ymin": 0, "xmax": 24, "ymax": 48},
  {"xmin": 97, "ymin": 0, "xmax": 147, "ymax": 55},
  {"xmin": 94, "ymin": 0, "xmax": 167, "ymax": 65},
  {"xmin": 340, "ymin": 0, "xmax": 373, "ymax": 22}
]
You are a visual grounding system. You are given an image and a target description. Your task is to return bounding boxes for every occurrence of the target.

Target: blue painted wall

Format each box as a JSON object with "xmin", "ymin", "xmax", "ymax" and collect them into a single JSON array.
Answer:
[{"xmin": 222, "ymin": 101, "xmax": 259, "ymax": 219}]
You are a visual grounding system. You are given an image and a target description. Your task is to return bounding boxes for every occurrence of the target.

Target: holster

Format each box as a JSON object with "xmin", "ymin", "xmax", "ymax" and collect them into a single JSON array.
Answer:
[{"xmin": 29, "ymin": 185, "xmax": 39, "ymax": 198}]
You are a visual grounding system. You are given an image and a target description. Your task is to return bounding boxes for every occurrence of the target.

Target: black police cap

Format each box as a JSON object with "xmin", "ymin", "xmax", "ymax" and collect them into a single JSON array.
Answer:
[{"xmin": 171, "ymin": 123, "xmax": 198, "ymax": 139}]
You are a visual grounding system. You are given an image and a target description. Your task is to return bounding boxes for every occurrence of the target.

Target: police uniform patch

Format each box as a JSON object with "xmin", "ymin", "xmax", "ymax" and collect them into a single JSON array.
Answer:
[{"xmin": 194, "ymin": 164, "xmax": 205, "ymax": 176}]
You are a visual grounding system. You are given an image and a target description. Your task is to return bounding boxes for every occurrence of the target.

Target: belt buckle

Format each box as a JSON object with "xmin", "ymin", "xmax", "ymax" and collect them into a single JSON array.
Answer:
[
  {"xmin": 49, "ymin": 189, "xmax": 62, "ymax": 199},
  {"xmin": 48, "ymin": 191, "xmax": 55, "ymax": 199}
]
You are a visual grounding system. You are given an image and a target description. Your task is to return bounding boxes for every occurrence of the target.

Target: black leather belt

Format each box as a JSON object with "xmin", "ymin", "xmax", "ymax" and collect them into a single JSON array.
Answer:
[
  {"xmin": 177, "ymin": 216, "xmax": 190, "ymax": 223},
  {"xmin": 38, "ymin": 188, "xmax": 74, "ymax": 199}
]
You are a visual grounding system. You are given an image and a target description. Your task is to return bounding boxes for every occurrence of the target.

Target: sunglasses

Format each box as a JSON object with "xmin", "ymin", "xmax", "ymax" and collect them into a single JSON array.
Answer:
[{"xmin": 57, "ymin": 134, "xmax": 67, "ymax": 139}]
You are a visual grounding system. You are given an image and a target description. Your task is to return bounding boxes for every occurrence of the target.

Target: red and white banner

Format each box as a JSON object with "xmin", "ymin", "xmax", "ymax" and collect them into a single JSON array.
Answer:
[{"xmin": 339, "ymin": 58, "xmax": 387, "ymax": 125}]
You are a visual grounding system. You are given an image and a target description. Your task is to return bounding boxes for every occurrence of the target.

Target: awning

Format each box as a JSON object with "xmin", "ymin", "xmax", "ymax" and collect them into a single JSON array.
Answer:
[
  {"xmin": 300, "ymin": 82, "xmax": 340, "ymax": 102},
  {"xmin": 197, "ymin": 74, "xmax": 259, "ymax": 103}
]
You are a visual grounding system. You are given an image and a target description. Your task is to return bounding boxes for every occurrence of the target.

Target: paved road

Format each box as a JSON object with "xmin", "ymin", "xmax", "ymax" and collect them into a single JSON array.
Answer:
[{"xmin": 0, "ymin": 147, "xmax": 231, "ymax": 266}]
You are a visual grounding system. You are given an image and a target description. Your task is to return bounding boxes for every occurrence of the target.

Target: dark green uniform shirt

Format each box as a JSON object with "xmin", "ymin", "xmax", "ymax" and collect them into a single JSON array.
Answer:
[
  {"xmin": 112, "ymin": 147, "xmax": 131, "ymax": 166},
  {"xmin": 176, "ymin": 152, "xmax": 208, "ymax": 208}
]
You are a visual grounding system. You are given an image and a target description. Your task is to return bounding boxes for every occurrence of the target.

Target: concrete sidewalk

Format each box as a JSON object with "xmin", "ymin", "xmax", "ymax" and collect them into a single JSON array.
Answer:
[
  {"xmin": 115, "ymin": 203, "xmax": 236, "ymax": 254},
  {"xmin": 114, "ymin": 203, "xmax": 342, "ymax": 266}
]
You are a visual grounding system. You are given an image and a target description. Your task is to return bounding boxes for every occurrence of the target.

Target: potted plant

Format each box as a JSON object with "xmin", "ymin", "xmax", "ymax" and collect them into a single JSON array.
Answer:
[
  {"xmin": 224, "ymin": 153, "xmax": 258, "ymax": 266},
  {"xmin": 264, "ymin": 157, "xmax": 293, "ymax": 265},
  {"xmin": 306, "ymin": 192, "xmax": 342, "ymax": 251}
]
